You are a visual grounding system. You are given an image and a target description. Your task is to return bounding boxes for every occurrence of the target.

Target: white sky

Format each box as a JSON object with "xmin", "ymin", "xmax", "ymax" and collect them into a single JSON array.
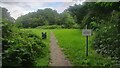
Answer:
[{"xmin": 0, "ymin": 0, "xmax": 85, "ymax": 19}]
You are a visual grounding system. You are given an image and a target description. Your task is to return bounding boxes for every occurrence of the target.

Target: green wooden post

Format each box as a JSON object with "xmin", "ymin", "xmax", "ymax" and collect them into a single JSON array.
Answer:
[
  {"xmin": 86, "ymin": 25, "xmax": 88, "ymax": 56},
  {"xmin": 86, "ymin": 36, "xmax": 88, "ymax": 56}
]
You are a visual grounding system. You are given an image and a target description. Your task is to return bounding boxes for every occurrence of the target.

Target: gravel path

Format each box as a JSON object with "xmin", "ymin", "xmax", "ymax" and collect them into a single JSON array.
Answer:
[{"xmin": 49, "ymin": 32, "xmax": 72, "ymax": 66}]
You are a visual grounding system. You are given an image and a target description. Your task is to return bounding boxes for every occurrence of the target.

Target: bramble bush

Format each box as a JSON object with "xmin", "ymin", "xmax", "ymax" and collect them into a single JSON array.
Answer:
[
  {"xmin": 93, "ymin": 12, "xmax": 120, "ymax": 64},
  {"xmin": 2, "ymin": 19, "xmax": 46, "ymax": 67}
]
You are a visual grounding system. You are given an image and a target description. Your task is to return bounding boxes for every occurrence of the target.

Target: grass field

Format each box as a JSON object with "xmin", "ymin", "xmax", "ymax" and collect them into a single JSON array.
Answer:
[
  {"xmin": 53, "ymin": 29, "xmax": 112, "ymax": 66},
  {"xmin": 22, "ymin": 29, "xmax": 112, "ymax": 66}
]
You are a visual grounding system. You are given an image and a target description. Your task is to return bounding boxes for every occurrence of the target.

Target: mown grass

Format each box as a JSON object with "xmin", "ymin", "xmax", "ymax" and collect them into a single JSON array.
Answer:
[
  {"xmin": 53, "ymin": 29, "xmax": 112, "ymax": 66},
  {"xmin": 22, "ymin": 29, "xmax": 50, "ymax": 66}
]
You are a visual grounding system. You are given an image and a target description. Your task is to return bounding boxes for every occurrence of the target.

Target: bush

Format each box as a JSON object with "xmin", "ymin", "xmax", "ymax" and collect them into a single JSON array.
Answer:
[
  {"xmin": 2, "ymin": 19, "xmax": 46, "ymax": 67},
  {"xmin": 36, "ymin": 24, "xmax": 80, "ymax": 29},
  {"xmin": 71, "ymin": 24, "xmax": 80, "ymax": 29},
  {"xmin": 93, "ymin": 12, "xmax": 120, "ymax": 64},
  {"xmin": 36, "ymin": 25, "xmax": 62, "ymax": 29}
]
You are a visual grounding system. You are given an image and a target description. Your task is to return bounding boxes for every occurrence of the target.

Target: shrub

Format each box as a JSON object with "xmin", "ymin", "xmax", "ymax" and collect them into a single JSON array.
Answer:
[
  {"xmin": 36, "ymin": 24, "xmax": 80, "ymax": 29},
  {"xmin": 36, "ymin": 25, "xmax": 62, "ymax": 29},
  {"xmin": 71, "ymin": 24, "xmax": 80, "ymax": 29},
  {"xmin": 93, "ymin": 12, "xmax": 120, "ymax": 64},
  {"xmin": 2, "ymin": 19, "xmax": 46, "ymax": 67}
]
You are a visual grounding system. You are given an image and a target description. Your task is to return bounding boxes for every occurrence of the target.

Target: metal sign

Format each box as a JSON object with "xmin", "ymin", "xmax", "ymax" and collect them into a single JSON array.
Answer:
[
  {"xmin": 82, "ymin": 25, "xmax": 92, "ymax": 56},
  {"xmin": 82, "ymin": 29, "xmax": 92, "ymax": 36}
]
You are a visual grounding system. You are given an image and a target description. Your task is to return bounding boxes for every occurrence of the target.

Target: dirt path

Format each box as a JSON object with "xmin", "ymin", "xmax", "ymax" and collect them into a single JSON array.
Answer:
[{"xmin": 49, "ymin": 32, "xmax": 72, "ymax": 66}]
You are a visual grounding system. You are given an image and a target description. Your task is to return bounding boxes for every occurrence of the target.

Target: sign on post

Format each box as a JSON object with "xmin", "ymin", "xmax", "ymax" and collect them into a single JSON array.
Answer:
[
  {"xmin": 82, "ymin": 29, "xmax": 92, "ymax": 36},
  {"xmin": 82, "ymin": 25, "xmax": 92, "ymax": 56}
]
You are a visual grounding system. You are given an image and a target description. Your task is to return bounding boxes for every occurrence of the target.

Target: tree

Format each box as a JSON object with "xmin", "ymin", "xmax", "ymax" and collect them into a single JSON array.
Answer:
[
  {"xmin": 67, "ymin": 2, "xmax": 120, "ymax": 29},
  {"xmin": 1, "ymin": 7, "xmax": 15, "ymax": 22},
  {"xmin": 16, "ymin": 8, "xmax": 76, "ymax": 28},
  {"xmin": 16, "ymin": 8, "xmax": 60, "ymax": 28},
  {"xmin": 60, "ymin": 12, "xmax": 75, "ymax": 28}
]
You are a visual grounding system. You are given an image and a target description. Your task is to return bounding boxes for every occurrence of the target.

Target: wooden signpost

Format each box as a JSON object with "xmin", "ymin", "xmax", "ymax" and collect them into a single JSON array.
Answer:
[{"xmin": 82, "ymin": 25, "xmax": 92, "ymax": 56}]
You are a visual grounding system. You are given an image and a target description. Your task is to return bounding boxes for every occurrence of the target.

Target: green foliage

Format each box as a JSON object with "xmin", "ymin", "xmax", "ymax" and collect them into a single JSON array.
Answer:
[
  {"xmin": 67, "ymin": 3, "xmax": 89, "ymax": 25},
  {"xmin": 93, "ymin": 12, "xmax": 120, "ymax": 65},
  {"xmin": 1, "ymin": 7, "xmax": 15, "ymax": 22},
  {"xmin": 25, "ymin": 29, "xmax": 50, "ymax": 66},
  {"xmin": 16, "ymin": 8, "xmax": 59, "ymax": 28},
  {"xmin": 2, "ymin": 7, "xmax": 47, "ymax": 67},
  {"xmin": 2, "ymin": 30, "xmax": 46, "ymax": 67},
  {"xmin": 36, "ymin": 24, "xmax": 80, "ymax": 29},
  {"xmin": 71, "ymin": 24, "xmax": 80, "ymax": 29},
  {"xmin": 16, "ymin": 8, "xmax": 76, "ymax": 28},
  {"xmin": 36, "ymin": 25, "xmax": 62, "ymax": 29},
  {"xmin": 2, "ymin": 20, "xmax": 46, "ymax": 66},
  {"xmin": 60, "ymin": 12, "xmax": 75, "ymax": 28},
  {"xmin": 90, "ymin": 21, "xmax": 98, "ymax": 30},
  {"xmin": 22, "ymin": 29, "xmax": 51, "ymax": 66},
  {"xmin": 67, "ymin": 2, "xmax": 120, "ymax": 29}
]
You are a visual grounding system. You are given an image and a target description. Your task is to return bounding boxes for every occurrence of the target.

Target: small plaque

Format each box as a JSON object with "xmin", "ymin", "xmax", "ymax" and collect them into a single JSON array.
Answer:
[{"xmin": 82, "ymin": 29, "xmax": 92, "ymax": 36}]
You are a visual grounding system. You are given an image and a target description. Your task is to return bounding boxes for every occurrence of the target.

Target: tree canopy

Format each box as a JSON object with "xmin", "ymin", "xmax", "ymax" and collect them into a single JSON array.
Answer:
[{"xmin": 16, "ymin": 8, "xmax": 76, "ymax": 28}]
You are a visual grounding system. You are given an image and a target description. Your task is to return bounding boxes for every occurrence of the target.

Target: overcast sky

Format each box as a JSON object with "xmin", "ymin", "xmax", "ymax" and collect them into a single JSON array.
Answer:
[{"xmin": 0, "ymin": 0, "xmax": 85, "ymax": 19}]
